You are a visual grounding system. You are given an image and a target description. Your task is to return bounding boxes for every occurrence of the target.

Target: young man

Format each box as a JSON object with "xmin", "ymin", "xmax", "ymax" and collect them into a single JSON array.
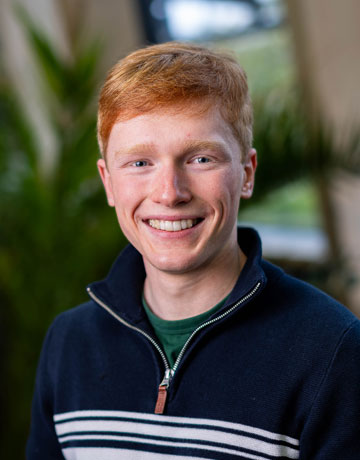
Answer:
[{"xmin": 27, "ymin": 42, "xmax": 360, "ymax": 459}]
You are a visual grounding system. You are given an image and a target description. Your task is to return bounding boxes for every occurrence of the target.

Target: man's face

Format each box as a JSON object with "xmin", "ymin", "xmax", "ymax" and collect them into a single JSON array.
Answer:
[{"xmin": 97, "ymin": 106, "xmax": 256, "ymax": 275}]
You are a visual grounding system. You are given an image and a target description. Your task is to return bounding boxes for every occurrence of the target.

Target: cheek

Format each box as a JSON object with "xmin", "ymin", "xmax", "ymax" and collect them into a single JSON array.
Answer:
[
  {"xmin": 111, "ymin": 178, "xmax": 133, "ymax": 210},
  {"xmin": 228, "ymin": 162, "xmax": 244, "ymax": 194},
  {"xmin": 215, "ymin": 169, "xmax": 242, "ymax": 201},
  {"xmin": 111, "ymin": 176, "xmax": 146, "ymax": 220},
  {"xmin": 219, "ymin": 171, "xmax": 243, "ymax": 220},
  {"xmin": 196, "ymin": 171, "xmax": 241, "ymax": 219}
]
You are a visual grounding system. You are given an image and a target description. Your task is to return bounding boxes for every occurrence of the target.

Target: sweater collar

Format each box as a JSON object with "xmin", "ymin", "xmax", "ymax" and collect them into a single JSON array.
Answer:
[{"xmin": 87, "ymin": 226, "xmax": 267, "ymax": 325}]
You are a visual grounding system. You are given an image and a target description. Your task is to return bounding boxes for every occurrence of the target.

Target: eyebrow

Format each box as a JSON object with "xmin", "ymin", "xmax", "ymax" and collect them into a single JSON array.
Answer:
[
  {"xmin": 114, "ymin": 143, "xmax": 156, "ymax": 158},
  {"xmin": 115, "ymin": 140, "xmax": 228, "ymax": 158},
  {"xmin": 181, "ymin": 140, "xmax": 228, "ymax": 156}
]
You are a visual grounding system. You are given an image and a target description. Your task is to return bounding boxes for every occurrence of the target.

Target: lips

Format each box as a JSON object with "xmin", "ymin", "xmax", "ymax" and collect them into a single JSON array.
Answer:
[{"xmin": 148, "ymin": 218, "xmax": 201, "ymax": 232}]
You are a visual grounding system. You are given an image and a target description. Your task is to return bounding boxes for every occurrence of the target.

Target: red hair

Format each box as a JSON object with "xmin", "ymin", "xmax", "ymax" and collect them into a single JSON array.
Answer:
[{"xmin": 97, "ymin": 42, "xmax": 253, "ymax": 158}]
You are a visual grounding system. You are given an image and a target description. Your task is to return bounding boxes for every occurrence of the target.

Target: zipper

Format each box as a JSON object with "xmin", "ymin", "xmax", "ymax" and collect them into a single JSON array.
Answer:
[
  {"xmin": 154, "ymin": 368, "xmax": 173, "ymax": 414},
  {"xmin": 171, "ymin": 281, "xmax": 261, "ymax": 373},
  {"xmin": 87, "ymin": 281, "xmax": 261, "ymax": 414},
  {"xmin": 86, "ymin": 287, "xmax": 170, "ymax": 371}
]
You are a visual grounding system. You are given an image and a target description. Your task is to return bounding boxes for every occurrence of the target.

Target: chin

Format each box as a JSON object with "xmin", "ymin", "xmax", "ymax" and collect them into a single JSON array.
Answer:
[{"xmin": 145, "ymin": 254, "xmax": 204, "ymax": 275}]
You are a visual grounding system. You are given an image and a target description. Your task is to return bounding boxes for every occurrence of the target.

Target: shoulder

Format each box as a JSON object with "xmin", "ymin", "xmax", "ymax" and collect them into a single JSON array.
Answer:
[
  {"xmin": 43, "ymin": 300, "xmax": 115, "ymax": 354},
  {"xmin": 37, "ymin": 300, "xmax": 128, "ymax": 385},
  {"xmin": 259, "ymin": 259, "xmax": 360, "ymax": 350},
  {"xmin": 50, "ymin": 300, "xmax": 101, "ymax": 332},
  {"xmin": 262, "ymin": 258, "xmax": 356, "ymax": 318}
]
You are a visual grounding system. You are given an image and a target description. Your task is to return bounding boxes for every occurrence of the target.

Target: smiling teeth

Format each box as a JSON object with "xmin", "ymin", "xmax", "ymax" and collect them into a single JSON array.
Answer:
[{"xmin": 149, "ymin": 219, "xmax": 197, "ymax": 231}]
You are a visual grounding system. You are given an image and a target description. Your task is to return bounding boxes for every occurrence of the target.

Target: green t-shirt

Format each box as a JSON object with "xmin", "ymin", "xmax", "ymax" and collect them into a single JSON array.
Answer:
[{"xmin": 142, "ymin": 295, "xmax": 228, "ymax": 368}]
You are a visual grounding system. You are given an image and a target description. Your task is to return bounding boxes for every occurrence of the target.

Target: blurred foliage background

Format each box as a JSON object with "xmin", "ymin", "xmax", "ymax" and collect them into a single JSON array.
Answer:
[
  {"xmin": 0, "ymin": 11, "xmax": 126, "ymax": 456},
  {"xmin": 1, "ymin": 9, "xmax": 360, "ymax": 459}
]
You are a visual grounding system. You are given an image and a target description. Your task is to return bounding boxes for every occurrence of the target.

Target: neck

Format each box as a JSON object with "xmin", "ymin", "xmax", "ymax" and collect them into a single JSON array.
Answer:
[{"xmin": 143, "ymin": 244, "xmax": 246, "ymax": 321}]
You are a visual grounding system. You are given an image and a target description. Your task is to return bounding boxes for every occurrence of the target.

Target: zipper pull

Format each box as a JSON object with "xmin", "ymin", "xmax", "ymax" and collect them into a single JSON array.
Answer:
[{"xmin": 154, "ymin": 369, "xmax": 172, "ymax": 414}]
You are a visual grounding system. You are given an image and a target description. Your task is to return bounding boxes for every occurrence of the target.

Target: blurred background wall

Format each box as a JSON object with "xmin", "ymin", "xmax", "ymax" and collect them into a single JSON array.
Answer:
[
  {"xmin": 1, "ymin": 0, "xmax": 359, "ymax": 456},
  {"xmin": 0, "ymin": 0, "xmax": 145, "ymax": 170},
  {"xmin": 287, "ymin": 0, "xmax": 360, "ymax": 313}
]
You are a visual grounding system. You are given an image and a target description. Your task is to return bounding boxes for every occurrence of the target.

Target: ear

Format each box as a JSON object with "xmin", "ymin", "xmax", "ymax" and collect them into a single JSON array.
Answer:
[
  {"xmin": 240, "ymin": 148, "xmax": 257, "ymax": 199},
  {"xmin": 97, "ymin": 158, "xmax": 115, "ymax": 207}
]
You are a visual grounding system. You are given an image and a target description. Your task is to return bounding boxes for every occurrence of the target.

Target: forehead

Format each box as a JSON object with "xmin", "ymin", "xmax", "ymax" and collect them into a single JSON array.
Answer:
[{"xmin": 106, "ymin": 105, "xmax": 238, "ymax": 157}]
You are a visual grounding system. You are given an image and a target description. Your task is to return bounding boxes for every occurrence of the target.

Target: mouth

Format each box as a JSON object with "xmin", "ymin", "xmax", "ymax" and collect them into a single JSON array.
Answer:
[{"xmin": 147, "ymin": 218, "xmax": 202, "ymax": 232}]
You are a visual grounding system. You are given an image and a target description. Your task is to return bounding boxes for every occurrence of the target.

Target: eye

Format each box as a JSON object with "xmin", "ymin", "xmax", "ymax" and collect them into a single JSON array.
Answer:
[
  {"xmin": 133, "ymin": 160, "xmax": 148, "ymax": 167},
  {"xmin": 193, "ymin": 156, "xmax": 211, "ymax": 164}
]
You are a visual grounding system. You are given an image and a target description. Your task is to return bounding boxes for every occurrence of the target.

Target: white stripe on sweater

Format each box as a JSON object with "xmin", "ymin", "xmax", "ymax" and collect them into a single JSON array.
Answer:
[
  {"xmin": 54, "ymin": 409, "xmax": 299, "ymax": 446},
  {"xmin": 62, "ymin": 447, "xmax": 213, "ymax": 460},
  {"xmin": 54, "ymin": 410, "xmax": 299, "ymax": 459}
]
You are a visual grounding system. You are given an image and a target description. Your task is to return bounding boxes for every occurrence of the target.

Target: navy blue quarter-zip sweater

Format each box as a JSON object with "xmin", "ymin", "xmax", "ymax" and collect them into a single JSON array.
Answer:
[{"xmin": 27, "ymin": 227, "xmax": 360, "ymax": 459}]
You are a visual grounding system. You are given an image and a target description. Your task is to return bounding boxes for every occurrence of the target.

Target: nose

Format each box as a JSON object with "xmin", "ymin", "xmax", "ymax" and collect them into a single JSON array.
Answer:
[{"xmin": 150, "ymin": 164, "xmax": 192, "ymax": 207}]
